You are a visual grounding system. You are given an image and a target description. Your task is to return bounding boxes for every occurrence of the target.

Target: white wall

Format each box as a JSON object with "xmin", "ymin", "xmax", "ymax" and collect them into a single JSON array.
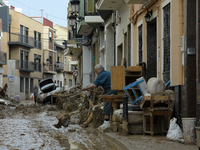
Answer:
[
  {"xmin": 7, "ymin": 60, "xmax": 21, "ymax": 99},
  {"xmin": 82, "ymin": 45, "xmax": 91, "ymax": 87}
]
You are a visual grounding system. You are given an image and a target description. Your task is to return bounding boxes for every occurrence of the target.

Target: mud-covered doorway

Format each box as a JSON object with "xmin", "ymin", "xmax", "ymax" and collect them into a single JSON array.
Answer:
[{"xmin": 147, "ymin": 18, "xmax": 157, "ymax": 81}]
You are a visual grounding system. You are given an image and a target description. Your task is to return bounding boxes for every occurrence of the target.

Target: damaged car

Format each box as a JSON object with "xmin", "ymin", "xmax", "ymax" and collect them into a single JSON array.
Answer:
[{"xmin": 37, "ymin": 78, "xmax": 61, "ymax": 104}]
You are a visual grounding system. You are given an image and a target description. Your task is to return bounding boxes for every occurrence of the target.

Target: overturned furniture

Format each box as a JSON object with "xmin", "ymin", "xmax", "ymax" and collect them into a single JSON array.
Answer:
[{"xmin": 140, "ymin": 91, "xmax": 172, "ymax": 136}]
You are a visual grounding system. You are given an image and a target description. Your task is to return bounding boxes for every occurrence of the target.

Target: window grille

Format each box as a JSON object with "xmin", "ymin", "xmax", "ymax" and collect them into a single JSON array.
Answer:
[
  {"xmin": 163, "ymin": 3, "xmax": 171, "ymax": 83},
  {"xmin": 138, "ymin": 25, "xmax": 143, "ymax": 63}
]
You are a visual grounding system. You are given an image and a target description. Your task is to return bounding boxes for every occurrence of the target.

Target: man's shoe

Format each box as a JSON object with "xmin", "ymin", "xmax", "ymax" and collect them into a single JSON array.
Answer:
[{"xmin": 98, "ymin": 120, "xmax": 110, "ymax": 131}]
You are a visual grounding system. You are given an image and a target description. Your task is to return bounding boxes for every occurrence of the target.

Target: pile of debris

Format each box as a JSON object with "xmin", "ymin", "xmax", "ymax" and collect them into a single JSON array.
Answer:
[
  {"xmin": 53, "ymin": 84, "xmax": 104, "ymax": 128},
  {"xmin": 0, "ymin": 84, "xmax": 20, "ymax": 106}
]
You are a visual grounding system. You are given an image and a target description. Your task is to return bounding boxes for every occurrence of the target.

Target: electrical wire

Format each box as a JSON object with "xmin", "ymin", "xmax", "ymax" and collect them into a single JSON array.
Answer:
[
  {"xmin": 0, "ymin": 23, "xmax": 69, "ymax": 41},
  {"xmin": 10, "ymin": 0, "xmax": 67, "ymax": 21}
]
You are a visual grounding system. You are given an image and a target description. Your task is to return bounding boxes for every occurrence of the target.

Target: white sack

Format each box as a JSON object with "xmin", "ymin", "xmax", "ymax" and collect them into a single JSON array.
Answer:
[
  {"xmin": 114, "ymin": 109, "xmax": 143, "ymax": 124},
  {"xmin": 166, "ymin": 117, "xmax": 183, "ymax": 141},
  {"xmin": 147, "ymin": 77, "xmax": 165, "ymax": 94}
]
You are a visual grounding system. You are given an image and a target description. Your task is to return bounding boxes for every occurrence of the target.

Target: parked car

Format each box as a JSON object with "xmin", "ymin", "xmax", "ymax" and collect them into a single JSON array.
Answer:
[{"xmin": 37, "ymin": 78, "xmax": 61, "ymax": 104}]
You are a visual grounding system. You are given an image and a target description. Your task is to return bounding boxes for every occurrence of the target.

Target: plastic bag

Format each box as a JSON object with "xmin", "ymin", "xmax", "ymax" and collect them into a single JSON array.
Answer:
[
  {"xmin": 166, "ymin": 117, "xmax": 183, "ymax": 141},
  {"xmin": 30, "ymin": 93, "xmax": 34, "ymax": 100}
]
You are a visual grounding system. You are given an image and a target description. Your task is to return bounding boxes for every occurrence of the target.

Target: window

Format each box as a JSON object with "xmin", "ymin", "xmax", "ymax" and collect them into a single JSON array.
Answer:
[
  {"xmin": 49, "ymin": 53, "xmax": 52, "ymax": 65},
  {"xmin": 163, "ymin": 3, "xmax": 171, "ymax": 83},
  {"xmin": 69, "ymin": 79, "xmax": 72, "ymax": 87},
  {"xmin": 34, "ymin": 31, "xmax": 41, "ymax": 49},
  {"xmin": 20, "ymin": 77, "xmax": 24, "ymax": 92},
  {"xmin": 20, "ymin": 50, "xmax": 29, "ymax": 69},
  {"xmin": 34, "ymin": 54, "xmax": 41, "ymax": 71},
  {"xmin": 60, "ymin": 81, "xmax": 62, "ymax": 87},
  {"xmin": 86, "ymin": 0, "xmax": 94, "ymax": 14},
  {"xmin": 49, "ymin": 31, "xmax": 52, "ymax": 42},
  {"xmin": 138, "ymin": 25, "xmax": 143, "ymax": 63},
  {"xmin": 20, "ymin": 25, "xmax": 29, "ymax": 44}
]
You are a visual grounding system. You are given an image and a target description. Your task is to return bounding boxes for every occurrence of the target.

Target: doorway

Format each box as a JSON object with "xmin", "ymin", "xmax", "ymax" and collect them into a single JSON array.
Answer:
[{"xmin": 147, "ymin": 18, "xmax": 157, "ymax": 81}]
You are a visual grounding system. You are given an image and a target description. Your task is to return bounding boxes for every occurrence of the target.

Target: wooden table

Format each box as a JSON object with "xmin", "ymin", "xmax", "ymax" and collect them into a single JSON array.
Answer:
[{"xmin": 98, "ymin": 95, "xmax": 124, "ymax": 132}]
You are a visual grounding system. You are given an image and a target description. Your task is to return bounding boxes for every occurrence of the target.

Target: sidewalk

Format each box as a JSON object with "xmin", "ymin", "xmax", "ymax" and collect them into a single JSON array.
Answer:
[{"xmin": 103, "ymin": 131, "xmax": 198, "ymax": 150}]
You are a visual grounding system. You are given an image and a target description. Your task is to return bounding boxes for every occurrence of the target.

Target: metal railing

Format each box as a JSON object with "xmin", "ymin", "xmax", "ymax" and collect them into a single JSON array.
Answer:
[
  {"xmin": 16, "ymin": 59, "xmax": 35, "ymax": 72},
  {"xmin": 9, "ymin": 33, "xmax": 34, "ymax": 47},
  {"xmin": 34, "ymin": 40, "xmax": 42, "ymax": 49},
  {"xmin": 0, "ymin": 51, "xmax": 7, "ymax": 65},
  {"xmin": 34, "ymin": 63, "xmax": 41, "ymax": 72}
]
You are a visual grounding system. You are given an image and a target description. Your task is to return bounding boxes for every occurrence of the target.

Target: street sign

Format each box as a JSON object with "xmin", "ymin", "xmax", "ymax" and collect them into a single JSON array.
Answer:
[
  {"xmin": 9, "ymin": 75, "xmax": 13, "ymax": 82},
  {"xmin": 72, "ymin": 70, "xmax": 78, "ymax": 77}
]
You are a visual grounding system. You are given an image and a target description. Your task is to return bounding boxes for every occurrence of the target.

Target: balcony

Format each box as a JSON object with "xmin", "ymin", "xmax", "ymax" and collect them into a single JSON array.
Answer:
[
  {"xmin": 96, "ymin": 0, "xmax": 124, "ymax": 20},
  {"xmin": 96, "ymin": 0, "xmax": 124, "ymax": 10},
  {"xmin": 34, "ymin": 40, "xmax": 42, "ymax": 49},
  {"xmin": 8, "ymin": 33, "xmax": 34, "ymax": 49},
  {"xmin": 0, "ymin": 51, "xmax": 7, "ymax": 65},
  {"xmin": 16, "ymin": 59, "xmax": 35, "ymax": 72},
  {"xmin": 85, "ymin": 16, "xmax": 104, "ymax": 27},
  {"xmin": 124, "ymin": 0, "xmax": 147, "ymax": 4},
  {"xmin": 56, "ymin": 62, "xmax": 64, "ymax": 72}
]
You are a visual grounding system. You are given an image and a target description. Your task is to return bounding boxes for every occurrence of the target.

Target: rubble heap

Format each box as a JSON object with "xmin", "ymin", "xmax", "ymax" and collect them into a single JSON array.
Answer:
[{"xmin": 53, "ymin": 84, "xmax": 104, "ymax": 128}]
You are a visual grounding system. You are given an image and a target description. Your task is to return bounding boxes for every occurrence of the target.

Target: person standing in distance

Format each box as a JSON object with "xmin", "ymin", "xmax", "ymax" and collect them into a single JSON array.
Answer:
[{"xmin": 33, "ymin": 85, "xmax": 38, "ymax": 104}]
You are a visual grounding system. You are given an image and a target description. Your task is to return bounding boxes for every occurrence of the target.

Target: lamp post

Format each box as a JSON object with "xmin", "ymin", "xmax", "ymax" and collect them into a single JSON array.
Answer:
[
  {"xmin": 71, "ymin": 0, "xmax": 80, "ymax": 13},
  {"xmin": 46, "ymin": 58, "xmax": 50, "ymax": 65},
  {"xmin": 35, "ymin": 56, "xmax": 40, "ymax": 64},
  {"xmin": 68, "ymin": 0, "xmax": 84, "ymax": 30},
  {"xmin": 145, "ymin": 9, "xmax": 152, "ymax": 24}
]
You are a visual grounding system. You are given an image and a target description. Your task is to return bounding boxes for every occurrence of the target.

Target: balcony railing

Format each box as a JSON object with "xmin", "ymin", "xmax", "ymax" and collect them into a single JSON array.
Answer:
[
  {"xmin": 56, "ymin": 62, "xmax": 64, "ymax": 72},
  {"xmin": 34, "ymin": 40, "xmax": 42, "ymax": 49},
  {"xmin": 8, "ymin": 33, "xmax": 34, "ymax": 48},
  {"xmin": 16, "ymin": 59, "xmax": 35, "ymax": 72},
  {"xmin": 34, "ymin": 63, "xmax": 41, "ymax": 72},
  {"xmin": 0, "ymin": 51, "xmax": 7, "ymax": 65}
]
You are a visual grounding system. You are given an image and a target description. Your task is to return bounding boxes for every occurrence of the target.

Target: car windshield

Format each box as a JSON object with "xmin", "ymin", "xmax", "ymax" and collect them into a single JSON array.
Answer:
[{"xmin": 39, "ymin": 78, "xmax": 54, "ymax": 88}]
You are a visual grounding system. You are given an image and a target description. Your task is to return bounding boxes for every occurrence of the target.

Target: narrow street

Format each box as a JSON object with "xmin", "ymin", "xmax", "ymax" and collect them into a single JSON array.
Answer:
[{"xmin": 0, "ymin": 100, "xmax": 197, "ymax": 150}]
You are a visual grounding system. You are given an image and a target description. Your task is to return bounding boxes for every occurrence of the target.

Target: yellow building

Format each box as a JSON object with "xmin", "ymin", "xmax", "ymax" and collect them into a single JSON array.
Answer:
[{"xmin": 0, "ymin": 7, "xmax": 43, "ymax": 100}]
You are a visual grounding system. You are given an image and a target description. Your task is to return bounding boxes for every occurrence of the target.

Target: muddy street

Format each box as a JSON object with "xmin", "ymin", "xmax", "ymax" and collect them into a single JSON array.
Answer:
[
  {"xmin": 0, "ymin": 100, "xmax": 197, "ymax": 150},
  {"xmin": 0, "ymin": 100, "xmax": 126, "ymax": 150}
]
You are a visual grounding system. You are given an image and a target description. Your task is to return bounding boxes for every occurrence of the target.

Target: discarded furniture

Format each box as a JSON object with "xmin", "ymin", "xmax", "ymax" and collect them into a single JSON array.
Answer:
[
  {"xmin": 111, "ymin": 66, "xmax": 142, "ymax": 92},
  {"xmin": 98, "ymin": 95, "xmax": 123, "ymax": 132},
  {"xmin": 123, "ymin": 76, "xmax": 147, "ymax": 104},
  {"xmin": 98, "ymin": 66, "xmax": 143, "ymax": 133},
  {"xmin": 140, "ymin": 91, "xmax": 172, "ymax": 136}
]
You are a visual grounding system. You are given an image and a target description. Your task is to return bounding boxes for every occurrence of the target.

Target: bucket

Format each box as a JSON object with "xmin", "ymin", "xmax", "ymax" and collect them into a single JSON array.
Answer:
[{"xmin": 182, "ymin": 118, "xmax": 196, "ymax": 144}]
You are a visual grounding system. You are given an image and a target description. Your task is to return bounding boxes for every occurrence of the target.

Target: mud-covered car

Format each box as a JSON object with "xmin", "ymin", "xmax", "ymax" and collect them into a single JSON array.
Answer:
[{"xmin": 37, "ymin": 78, "xmax": 61, "ymax": 104}]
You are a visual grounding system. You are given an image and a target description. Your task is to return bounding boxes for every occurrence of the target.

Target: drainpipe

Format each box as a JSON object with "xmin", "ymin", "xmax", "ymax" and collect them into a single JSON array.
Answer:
[
  {"xmin": 112, "ymin": 12, "xmax": 116, "ymax": 66},
  {"xmin": 114, "ymin": 28, "xmax": 116, "ymax": 66}
]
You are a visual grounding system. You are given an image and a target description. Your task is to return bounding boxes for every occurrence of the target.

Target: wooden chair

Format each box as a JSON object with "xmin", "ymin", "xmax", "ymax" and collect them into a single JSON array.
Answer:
[{"xmin": 142, "ymin": 92, "xmax": 172, "ymax": 136}]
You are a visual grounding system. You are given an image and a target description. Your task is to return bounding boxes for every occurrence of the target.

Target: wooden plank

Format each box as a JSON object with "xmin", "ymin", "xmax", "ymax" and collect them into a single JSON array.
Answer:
[
  {"xmin": 111, "ymin": 66, "xmax": 125, "ymax": 90},
  {"xmin": 140, "ymin": 95, "xmax": 172, "ymax": 109},
  {"xmin": 128, "ymin": 66, "xmax": 142, "ymax": 72}
]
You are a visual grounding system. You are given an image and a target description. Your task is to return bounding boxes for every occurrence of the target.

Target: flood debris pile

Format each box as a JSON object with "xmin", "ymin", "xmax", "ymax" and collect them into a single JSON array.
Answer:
[
  {"xmin": 53, "ymin": 85, "xmax": 104, "ymax": 128},
  {"xmin": 0, "ymin": 84, "xmax": 20, "ymax": 106}
]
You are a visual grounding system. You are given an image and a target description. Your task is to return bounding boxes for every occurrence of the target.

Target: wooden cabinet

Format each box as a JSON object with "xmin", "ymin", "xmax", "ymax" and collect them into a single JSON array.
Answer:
[{"xmin": 111, "ymin": 66, "xmax": 142, "ymax": 91}]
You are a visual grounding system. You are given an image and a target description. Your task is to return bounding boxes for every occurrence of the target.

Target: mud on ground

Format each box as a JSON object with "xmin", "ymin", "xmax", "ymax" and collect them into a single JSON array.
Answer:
[{"xmin": 0, "ymin": 100, "xmax": 198, "ymax": 150}]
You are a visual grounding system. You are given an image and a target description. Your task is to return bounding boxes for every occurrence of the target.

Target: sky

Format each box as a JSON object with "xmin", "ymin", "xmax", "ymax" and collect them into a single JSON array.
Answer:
[{"xmin": 7, "ymin": 0, "xmax": 69, "ymax": 28}]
